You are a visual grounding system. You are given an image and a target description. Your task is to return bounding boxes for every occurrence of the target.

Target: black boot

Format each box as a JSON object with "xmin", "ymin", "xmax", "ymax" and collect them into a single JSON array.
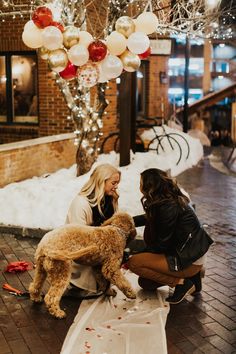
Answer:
[
  {"xmin": 165, "ymin": 279, "xmax": 195, "ymax": 304},
  {"xmin": 188, "ymin": 271, "xmax": 202, "ymax": 294}
]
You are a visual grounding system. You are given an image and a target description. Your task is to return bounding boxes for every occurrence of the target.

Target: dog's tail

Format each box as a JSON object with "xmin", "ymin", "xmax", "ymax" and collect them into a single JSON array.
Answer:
[{"xmin": 46, "ymin": 245, "xmax": 98, "ymax": 261}]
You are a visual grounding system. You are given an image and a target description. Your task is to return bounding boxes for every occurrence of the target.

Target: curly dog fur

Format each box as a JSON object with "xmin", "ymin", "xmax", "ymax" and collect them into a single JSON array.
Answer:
[{"xmin": 29, "ymin": 212, "xmax": 137, "ymax": 318}]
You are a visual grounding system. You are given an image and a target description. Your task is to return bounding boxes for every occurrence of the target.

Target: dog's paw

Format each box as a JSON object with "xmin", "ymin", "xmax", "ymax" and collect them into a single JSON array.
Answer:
[
  {"xmin": 105, "ymin": 288, "xmax": 117, "ymax": 297},
  {"xmin": 51, "ymin": 309, "xmax": 66, "ymax": 319},
  {"xmin": 30, "ymin": 294, "xmax": 43, "ymax": 303},
  {"xmin": 125, "ymin": 289, "xmax": 136, "ymax": 299}
]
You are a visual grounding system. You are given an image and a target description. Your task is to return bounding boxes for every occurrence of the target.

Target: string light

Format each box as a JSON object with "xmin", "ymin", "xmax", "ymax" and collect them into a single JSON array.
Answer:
[{"xmin": 1, "ymin": 0, "xmax": 234, "ymax": 171}]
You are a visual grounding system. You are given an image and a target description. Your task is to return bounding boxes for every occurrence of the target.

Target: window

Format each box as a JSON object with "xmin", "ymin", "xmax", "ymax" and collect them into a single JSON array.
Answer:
[
  {"xmin": 116, "ymin": 60, "xmax": 148, "ymax": 121},
  {"xmin": 0, "ymin": 52, "xmax": 38, "ymax": 124},
  {"xmin": 168, "ymin": 58, "xmax": 204, "ymax": 106}
]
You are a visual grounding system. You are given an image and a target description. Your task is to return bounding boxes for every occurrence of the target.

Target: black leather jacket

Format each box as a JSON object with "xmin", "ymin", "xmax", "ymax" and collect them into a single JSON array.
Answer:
[{"xmin": 133, "ymin": 201, "xmax": 213, "ymax": 271}]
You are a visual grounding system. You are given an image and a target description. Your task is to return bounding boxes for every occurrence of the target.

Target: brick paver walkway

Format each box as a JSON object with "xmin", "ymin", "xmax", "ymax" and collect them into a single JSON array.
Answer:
[
  {"xmin": 0, "ymin": 155, "xmax": 236, "ymax": 353},
  {"xmin": 166, "ymin": 157, "xmax": 236, "ymax": 354}
]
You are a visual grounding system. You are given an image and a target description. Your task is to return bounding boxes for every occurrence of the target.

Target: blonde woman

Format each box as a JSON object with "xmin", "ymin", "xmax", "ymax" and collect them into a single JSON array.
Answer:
[{"xmin": 65, "ymin": 163, "xmax": 121, "ymax": 298}]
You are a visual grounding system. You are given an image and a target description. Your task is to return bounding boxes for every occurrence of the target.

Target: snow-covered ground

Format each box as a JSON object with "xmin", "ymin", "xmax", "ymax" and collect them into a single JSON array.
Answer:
[{"xmin": 0, "ymin": 127, "xmax": 203, "ymax": 229}]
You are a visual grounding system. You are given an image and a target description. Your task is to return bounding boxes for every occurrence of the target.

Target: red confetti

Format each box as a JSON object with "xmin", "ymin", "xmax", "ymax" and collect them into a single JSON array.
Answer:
[
  {"xmin": 5, "ymin": 261, "xmax": 33, "ymax": 273},
  {"xmin": 85, "ymin": 341, "xmax": 91, "ymax": 348},
  {"xmin": 85, "ymin": 327, "xmax": 95, "ymax": 331},
  {"xmin": 121, "ymin": 263, "xmax": 129, "ymax": 269}
]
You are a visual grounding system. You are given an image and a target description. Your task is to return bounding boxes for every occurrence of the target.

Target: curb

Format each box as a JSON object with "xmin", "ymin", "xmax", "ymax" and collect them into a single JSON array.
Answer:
[{"xmin": 0, "ymin": 224, "xmax": 51, "ymax": 239}]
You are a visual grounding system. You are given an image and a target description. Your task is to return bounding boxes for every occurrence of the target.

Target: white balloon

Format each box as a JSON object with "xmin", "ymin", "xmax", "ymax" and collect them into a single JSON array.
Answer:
[
  {"xmin": 68, "ymin": 44, "xmax": 89, "ymax": 66},
  {"xmin": 127, "ymin": 32, "xmax": 150, "ymax": 54},
  {"xmin": 135, "ymin": 12, "xmax": 158, "ymax": 35},
  {"xmin": 42, "ymin": 26, "xmax": 63, "ymax": 50},
  {"xmin": 97, "ymin": 64, "xmax": 109, "ymax": 83},
  {"xmin": 79, "ymin": 31, "xmax": 94, "ymax": 47},
  {"xmin": 101, "ymin": 55, "xmax": 123, "ymax": 79},
  {"xmin": 22, "ymin": 29, "xmax": 43, "ymax": 49},
  {"xmin": 106, "ymin": 31, "xmax": 127, "ymax": 56},
  {"xmin": 24, "ymin": 20, "xmax": 40, "ymax": 32}
]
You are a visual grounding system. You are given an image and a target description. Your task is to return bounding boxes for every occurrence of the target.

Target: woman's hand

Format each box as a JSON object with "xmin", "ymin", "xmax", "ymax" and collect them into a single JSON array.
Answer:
[{"xmin": 111, "ymin": 190, "xmax": 119, "ymax": 200}]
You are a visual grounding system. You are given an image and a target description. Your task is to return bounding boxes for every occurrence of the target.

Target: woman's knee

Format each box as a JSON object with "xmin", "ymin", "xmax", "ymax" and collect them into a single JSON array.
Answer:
[{"xmin": 127, "ymin": 254, "xmax": 141, "ymax": 272}]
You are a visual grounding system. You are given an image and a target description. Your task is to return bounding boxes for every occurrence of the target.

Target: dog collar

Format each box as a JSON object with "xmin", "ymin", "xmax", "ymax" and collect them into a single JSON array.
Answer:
[{"xmin": 110, "ymin": 224, "xmax": 128, "ymax": 240}]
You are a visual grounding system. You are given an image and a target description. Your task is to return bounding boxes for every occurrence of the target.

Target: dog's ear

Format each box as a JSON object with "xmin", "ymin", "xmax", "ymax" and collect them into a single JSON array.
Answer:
[
  {"xmin": 126, "ymin": 227, "xmax": 136, "ymax": 245},
  {"xmin": 129, "ymin": 227, "xmax": 137, "ymax": 240}
]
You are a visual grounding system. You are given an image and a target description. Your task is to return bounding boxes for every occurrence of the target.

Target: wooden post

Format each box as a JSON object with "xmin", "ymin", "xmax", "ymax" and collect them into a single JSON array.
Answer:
[
  {"xmin": 119, "ymin": 72, "xmax": 135, "ymax": 166},
  {"xmin": 203, "ymin": 40, "xmax": 212, "ymax": 95},
  {"xmin": 231, "ymin": 102, "xmax": 236, "ymax": 143},
  {"xmin": 130, "ymin": 72, "xmax": 137, "ymax": 152}
]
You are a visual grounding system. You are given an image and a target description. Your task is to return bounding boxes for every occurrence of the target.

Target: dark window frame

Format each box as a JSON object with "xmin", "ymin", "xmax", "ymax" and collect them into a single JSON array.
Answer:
[
  {"xmin": 0, "ymin": 50, "xmax": 39, "ymax": 126},
  {"xmin": 139, "ymin": 59, "xmax": 149, "ymax": 119}
]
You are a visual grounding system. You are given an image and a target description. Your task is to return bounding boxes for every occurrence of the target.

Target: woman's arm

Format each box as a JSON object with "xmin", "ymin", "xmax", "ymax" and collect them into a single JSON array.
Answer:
[
  {"xmin": 148, "ymin": 203, "xmax": 179, "ymax": 252},
  {"xmin": 65, "ymin": 195, "xmax": 93, "ymax": 225},
  {"xmin": 133, "ymin": 214, "xmax": 146, "ymax": 227}
]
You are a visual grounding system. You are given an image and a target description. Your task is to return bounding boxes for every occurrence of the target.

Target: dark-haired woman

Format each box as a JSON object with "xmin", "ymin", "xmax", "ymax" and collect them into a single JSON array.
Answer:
[{"xmin": 128, "ymin": 168, "xmax": 213, "ymax": 304}]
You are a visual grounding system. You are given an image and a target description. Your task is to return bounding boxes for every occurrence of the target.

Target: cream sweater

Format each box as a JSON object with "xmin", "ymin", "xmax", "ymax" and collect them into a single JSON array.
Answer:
[
  {"xmin": 65, "ymin": 195, "xmax": 93, "ymax": 226},
  {"xmin": 65, "ymin": 194, "xmax": 98, "ymax": 292}
]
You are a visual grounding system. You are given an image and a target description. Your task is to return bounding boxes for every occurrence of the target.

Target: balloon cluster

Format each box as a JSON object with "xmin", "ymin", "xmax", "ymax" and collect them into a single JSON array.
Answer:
[{"xmin": 22, "ymin": 6, "xmax": 158, "ymax": 87}]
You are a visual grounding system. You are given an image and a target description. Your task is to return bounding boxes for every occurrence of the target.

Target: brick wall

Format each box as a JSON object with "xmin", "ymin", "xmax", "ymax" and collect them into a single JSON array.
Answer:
[
  {"xmin": 0, "ymin": 134, "xmax": 77, "ymax": 187},
  {"xmin": 0, "ymin": 125, "xmax": 38, "ymax": 144},
  {"xmin": 0, "ymin": 7, "xmax": 170, "ymax": 160},
  {"xmin": 0, "ymin": 12, "xmax": 118, "ymax": 145},
  {"xmin": 148, "ymin": 55, "xmax": 169, "ymax": 119}
]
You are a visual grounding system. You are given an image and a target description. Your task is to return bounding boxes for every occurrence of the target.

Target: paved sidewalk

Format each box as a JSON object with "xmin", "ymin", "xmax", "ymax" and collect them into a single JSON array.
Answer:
[
  {"xmin": 166, "ymin": 156, "xmax": 236, "ymax": 354},
  {"xmin": 0, "ymin": 155, "xmax": 236, "ymax": 353}
]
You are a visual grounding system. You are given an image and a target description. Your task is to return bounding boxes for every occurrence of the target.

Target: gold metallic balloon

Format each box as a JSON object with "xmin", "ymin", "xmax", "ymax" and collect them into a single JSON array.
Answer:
[
  {"xmin": 48, "ymin": 49, "xmax": 68, "ymax": 73},
  {"xmin": 120, "ymin": 50, "xmax": 141, "ymax": 72},
  {"xmin": 63, "ymin": 25, "xmax": 80, "ymax": 49},
  {"xmin": 38, "ymin": 46, "xmax": 50, "ymax": 60},
  {"xmin": 115, "ymin": 16, "xmax": 135, "ymax": 38}
]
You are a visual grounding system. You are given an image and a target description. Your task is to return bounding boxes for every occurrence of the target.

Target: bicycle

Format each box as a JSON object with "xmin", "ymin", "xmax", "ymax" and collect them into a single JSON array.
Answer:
[{"xmin": 100, "ymin": 122, "xmax": 190, "ymax": 166}]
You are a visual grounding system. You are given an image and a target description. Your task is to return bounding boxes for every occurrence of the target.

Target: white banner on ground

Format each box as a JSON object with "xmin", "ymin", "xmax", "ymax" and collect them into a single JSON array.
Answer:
[{"xmin": 61, "ymin": 271, "xmax": 170, "ymax": 354}]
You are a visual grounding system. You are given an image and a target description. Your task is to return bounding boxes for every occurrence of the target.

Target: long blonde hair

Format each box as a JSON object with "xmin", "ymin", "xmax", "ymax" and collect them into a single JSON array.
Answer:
[{"xmin": 79, "ymin": 163, "xmax": 120, "ymax": 215}]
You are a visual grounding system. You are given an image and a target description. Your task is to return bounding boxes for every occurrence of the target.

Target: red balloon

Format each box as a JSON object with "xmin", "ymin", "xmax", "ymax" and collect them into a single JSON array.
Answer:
[
  {"xmin": 59, "ymin": 61, "xmax": 78, "ymax": 80},
  {"xmin": 32, "ymin": 6, "xmax": 53, "ymax": 29},
  {"xmin": 138, "ymin": 47, "xmax": 151, "ymax": 59},
  {"xmin": 88, "ymin": 40, "xmax": 107, "ymax": 62},
  {"xmin": 51, "ymin": 21, "xmax": 64, "ymax": 32}
]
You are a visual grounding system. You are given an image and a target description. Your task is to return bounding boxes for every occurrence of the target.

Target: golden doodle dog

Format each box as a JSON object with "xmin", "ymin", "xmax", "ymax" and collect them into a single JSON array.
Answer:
[{"xmin": 29, "ymin": 212, "xmax": 137, "ymax": 318}]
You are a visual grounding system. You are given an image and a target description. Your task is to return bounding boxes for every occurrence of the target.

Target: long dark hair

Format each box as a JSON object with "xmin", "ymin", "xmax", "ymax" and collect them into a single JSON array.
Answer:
[{"xmin": 140, "ymin": 168, "xmax": 189, "ymax": 216}]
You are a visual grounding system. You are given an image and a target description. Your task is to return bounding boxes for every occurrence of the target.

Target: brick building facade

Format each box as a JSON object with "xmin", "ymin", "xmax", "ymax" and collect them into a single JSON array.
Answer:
[
  {"xmin": 0, "ymin": 10, "xmax": 169, "ymax": 144},
  {"xmin": 0, "ymin": 7, "xmax": 169, "ymax": 186}
]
